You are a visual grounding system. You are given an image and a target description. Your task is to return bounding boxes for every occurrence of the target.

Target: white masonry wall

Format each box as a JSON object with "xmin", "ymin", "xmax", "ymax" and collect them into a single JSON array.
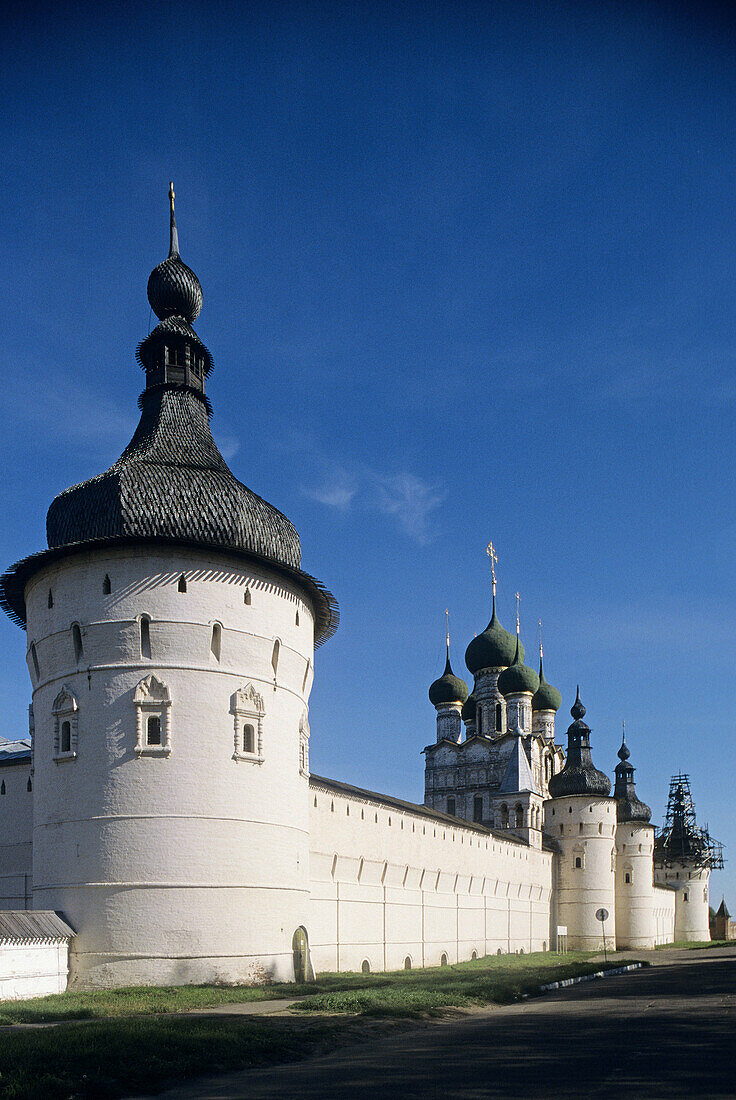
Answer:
[
  {"xmin": 652, "ymin": 885, "xmax": 676, "ymax": 945},
  {"xmin": 308, "ymin": 779, "xmax": 553, "ymax": 974},
  {"xmin": 614, "ymin": 821, "xmax": 657, "ymax": 948},
  {"xmin": 25, "ymin": 544, "xmax": 317, "ymax": 989},
  {"xmin": 545, "ymin": 794, "xmax": 616, "ymax": 951},
  {"xmin": 0, "ymin": 941, "xmax": 69, "ymax": 1000},
  {"xmin": 654, "ymin": 862, "xmax": 711, "ymax": 942},
  {"xmin": 0, "ymin": 764, "xmax": 33, "ymax": 910}
]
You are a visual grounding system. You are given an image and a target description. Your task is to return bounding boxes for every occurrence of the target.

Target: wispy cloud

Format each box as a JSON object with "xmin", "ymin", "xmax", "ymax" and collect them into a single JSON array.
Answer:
[
  {"xmin": 372, "ymin": 472, "xmax": 447, "ymax": 543},
  {"xmin": 302, "ymin": 449, "xmax": 446, "ymax": 544},
  {"xmin": 214, "ymin": 433, "xmax": 240, "ymax": 463}
]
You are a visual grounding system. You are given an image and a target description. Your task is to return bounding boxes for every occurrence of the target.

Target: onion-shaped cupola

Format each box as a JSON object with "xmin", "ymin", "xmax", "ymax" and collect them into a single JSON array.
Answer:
[
  {"xmin": 548, "ymin": 688, "xmax": 611, "ymax": 797},
  {"xmin": 429, "ymin": 652, "xmax": 469, "ymax": 706},
  {"xmin": 497, "ymin": 635, "xmax": 539, "ymax": 697},
  {"xmin": 532, "ymin": 654, "xmax": 562, "ymax": 712},
  {"xmin": 465, "ymin": 594, "xmax": 522, "ymax": 674},
  {"xmin": 0, "ymin": 185, "xmax": 338, "ymax": 645},
  {"xmin": 613, "ymin": 727, "xmax": 651, "ymax": 823},
  {"xmin": 146, "ymin": 183, "xmax": 203, "ymax": 323},
  {"xmin": 429, "ymin": 617, "xmax": 469, "ymax": 706}
]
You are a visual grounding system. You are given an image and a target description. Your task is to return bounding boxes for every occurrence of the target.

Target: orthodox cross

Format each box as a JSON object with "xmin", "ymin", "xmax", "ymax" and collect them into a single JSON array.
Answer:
[
  {"xmin": 538, "ymin": 618, "xmax": 543, "ymax": 660},
  {"xmin": 515, "ymin": 591, "xmax": 521, "ymax": 634},
  {"xmin": 445, "ymin": 608, "xmax": 450, "ymax": 651},
  {"xmin": 486, "ymin": 541, "xmax": 498, "ymax": 597}
]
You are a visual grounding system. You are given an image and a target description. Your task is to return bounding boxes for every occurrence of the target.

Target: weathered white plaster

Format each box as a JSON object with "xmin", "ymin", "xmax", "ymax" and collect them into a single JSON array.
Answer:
[{"xmin": 24, "ymin": 545, "xmax": 316, "ymax": 988}]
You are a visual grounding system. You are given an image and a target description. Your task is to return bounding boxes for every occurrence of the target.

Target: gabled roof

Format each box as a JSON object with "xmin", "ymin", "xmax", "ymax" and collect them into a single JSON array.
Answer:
[
  {"xmin": 0, "ymin": 738, "xmax": 32, "ymax": 767},
  {"xmin": 498, "ymin": 735, "xmax": 535, "ymax": 795},
  {"xmin": 0, "ymin": 911, "xmax": 75, "ymax": 943},
  {"xmin": 716, "ymin": 898, "xmax": 731, "ymax": 919}
]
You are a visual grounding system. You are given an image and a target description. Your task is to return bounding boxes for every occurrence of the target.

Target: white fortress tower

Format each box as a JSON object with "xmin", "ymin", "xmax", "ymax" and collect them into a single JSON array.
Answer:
[
  {"xmin": 0, "ymin": 186, "xmax": 338, "ymax": 988},
  {"xmin": 545, "ymin": 691, "xmax": 616, "ymax": 951},
  {"xmin": 653, "ymin": 775, "xmax": 722, "ymax": 942},
  {"xmin": 612, "ymin": 731, "xmax": 656, "ymax": 948}
]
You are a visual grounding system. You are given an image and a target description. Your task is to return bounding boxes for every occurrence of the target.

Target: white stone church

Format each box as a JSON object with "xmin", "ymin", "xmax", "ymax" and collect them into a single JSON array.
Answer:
[{"xmin": 0, "ymin": 189, "xmax": 721, "ymax": 994}]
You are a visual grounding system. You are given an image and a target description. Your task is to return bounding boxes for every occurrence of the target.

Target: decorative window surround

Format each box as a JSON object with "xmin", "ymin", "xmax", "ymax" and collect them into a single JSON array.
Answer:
[
  {"xmin": 53, "ymin": 685, "xmax": 79, "ymax": 761},
  {"xmin": 299, "ymin": 710, "xmax": 310, "ymax": 777},
  {"xmin": 231, "ymin": 683, "xmax": 265, "ymax": 763},
  {"xmin": 134, "ymin": 674, "xmax": 172, "ymax": 757}
]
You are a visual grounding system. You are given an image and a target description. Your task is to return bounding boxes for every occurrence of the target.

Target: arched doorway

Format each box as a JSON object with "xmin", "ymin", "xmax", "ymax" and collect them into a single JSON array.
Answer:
[{"xmin": 292, "ymin": 927, "xmax": 310, "ymax": 983}]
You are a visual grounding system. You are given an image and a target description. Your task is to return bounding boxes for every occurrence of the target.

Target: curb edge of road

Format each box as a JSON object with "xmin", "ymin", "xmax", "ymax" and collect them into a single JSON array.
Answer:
[{"xmin": 534, "ymin": 961, "xmax": 644, "ymax": 995}]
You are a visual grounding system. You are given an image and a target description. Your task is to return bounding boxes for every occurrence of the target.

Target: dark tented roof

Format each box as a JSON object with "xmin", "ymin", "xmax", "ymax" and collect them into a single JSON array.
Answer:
[{"xmin": 0, "ymin": 911, "xmax": 75, "ymax": 943}]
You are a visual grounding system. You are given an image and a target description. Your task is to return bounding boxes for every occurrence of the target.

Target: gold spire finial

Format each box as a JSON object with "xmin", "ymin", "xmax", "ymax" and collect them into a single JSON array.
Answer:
[
  {"xmin": 515, "ymin": 591, "xmax": 521, "ymax": 635},
  {"xmin": 538, "ymin": 618, "xmax": 543, "ymax": 660},
  {"xmin": 445, "ymin": 608, "xmax": 450, "ymax": 650},
  {"xmin": 486, "ymin": 541, "xmax": 498, "ymax": 597},
  {"xmin": 169, "ymin": 181, "xmax": 175, "ymax": 216}
]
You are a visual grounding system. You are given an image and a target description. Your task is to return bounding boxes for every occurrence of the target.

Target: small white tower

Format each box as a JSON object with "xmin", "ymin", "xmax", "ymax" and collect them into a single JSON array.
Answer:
[
  {"xmin": 613, "ymin": 728, "xmax": 656, "ymax": 949},
  {"xmin": 653, "ymin": 775, "xmax": 722, "ymax": 942},
  {"xmin": 545, "ymin": 689, "xmax": 616, "ymax": 951}
]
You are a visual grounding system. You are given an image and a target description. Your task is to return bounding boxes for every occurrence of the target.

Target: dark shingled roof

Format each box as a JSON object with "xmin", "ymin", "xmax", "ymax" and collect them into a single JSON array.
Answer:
[
  {"xmin": 46, "ymin": 387, "xmax": 302, "ymax": 568},
  {"xmin": 0, "ymin": 191, "xmax": 339, "ymax": 644},
  {"xmin": 548, "ymin": 690, "xmax": 611, "ymax": 798}
]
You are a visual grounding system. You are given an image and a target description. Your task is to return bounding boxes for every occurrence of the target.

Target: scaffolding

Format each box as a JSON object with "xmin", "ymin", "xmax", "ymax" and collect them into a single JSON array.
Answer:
[{"xmin": 655, "ymin": 773, "xmax": 724, "ymax": 870}]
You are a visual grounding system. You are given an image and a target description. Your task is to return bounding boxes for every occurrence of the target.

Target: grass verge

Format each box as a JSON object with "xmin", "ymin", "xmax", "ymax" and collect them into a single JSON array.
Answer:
[
  {"xmin": 0, "ymin": 952, "xmax": 642, "ymax": 1098},
  {"xmin": 0, "ymin": 1014, "xmax": 340, "ymax": 1100},
  {"xmin": 655, "ymin": 939, "xmax": 732, "ymax": 951},
  {"xmin": 294, "ymin": 952, "xmax": 638, "ymax": 1016}
]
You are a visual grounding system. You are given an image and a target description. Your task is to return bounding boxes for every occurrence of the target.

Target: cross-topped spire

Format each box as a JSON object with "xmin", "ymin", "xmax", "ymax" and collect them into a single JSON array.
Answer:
[
  {"xmin": 515, "ymin": 591, "xmax": 521, "ymax": 635},
  {"xmin": 445, "ymin": 608, "xmax": 450, "ymax": 654},
  {"xmin": 538, "ymin": 618, "xmax": 543, "ymax": 660},
  {"xmin": 486, "ymin": 541, "xmax": 498, "ymax": 598},
  {"xmin": 168, "ymin": 180, "xmax": 179, "ymax": 256}
]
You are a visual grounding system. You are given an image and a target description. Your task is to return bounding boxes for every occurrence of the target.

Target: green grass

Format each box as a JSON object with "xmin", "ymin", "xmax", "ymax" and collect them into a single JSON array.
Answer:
[
  {"xmin": 0, "ymin": 952, "xmax": 642, "ymax": 1098},
  {"xmin": 655, "ymin": 939, "xmax": 733, "ymax": 951},
  {"xmin": 294, "ymin": 951, "xmax": 637, "ymax": 1016},
  {"xmin": 0, "ymin": 950, "xmax": 626, "ymax": 1025},
  {"xmin": 0, "ymin": 1014, "xmax": 338, "ymax": 1100}
]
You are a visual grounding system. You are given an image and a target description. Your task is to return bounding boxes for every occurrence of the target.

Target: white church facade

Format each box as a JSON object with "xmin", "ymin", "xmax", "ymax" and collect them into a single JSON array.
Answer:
[{"xmin": 0, "ymin": 189, "xmax": 720, "ymax": 992}]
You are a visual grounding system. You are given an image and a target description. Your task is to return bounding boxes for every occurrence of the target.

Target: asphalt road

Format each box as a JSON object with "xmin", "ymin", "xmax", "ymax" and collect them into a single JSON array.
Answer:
[{"xmin": 140, "ymin": 947, "xmax": 736, "ymax": 1099}]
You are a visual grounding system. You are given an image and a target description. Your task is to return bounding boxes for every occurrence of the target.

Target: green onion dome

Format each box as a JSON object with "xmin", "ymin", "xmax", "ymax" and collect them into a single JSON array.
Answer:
[
  {"xmin": 532, "ymin": 656, "xmax": 562, "ymax": 712},
  {"xmin": 497, "ymin": 636, "xmax": 539, "ymax": 697},
  {"xmin": 465, "ymin": 597, "xmax": 522, "ymax": 674},
  {"xmin": 429, "ymin": 654, "xmax": 469, "ymax": 706},
  {"xmin": 461, "ymin": 693, "xmax": 477, "ymax": 724}
]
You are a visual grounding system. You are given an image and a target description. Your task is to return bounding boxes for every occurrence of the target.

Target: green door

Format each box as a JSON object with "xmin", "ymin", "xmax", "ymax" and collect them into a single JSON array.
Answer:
[{"xmin": 292, "ymin": 927, "xmax": 308, "ymax": 983}]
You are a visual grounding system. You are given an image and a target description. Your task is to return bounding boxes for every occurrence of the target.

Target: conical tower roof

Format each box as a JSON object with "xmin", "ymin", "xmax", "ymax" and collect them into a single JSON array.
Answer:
[
  {"xmin": 548, "ymin": 688, "xmax": 611, "ymax": 797},
  {"xmin": 0, "ymin": 186, "xmax": 339, "ymax": 644},
  {"xmin": 613, "ymin": 728, "xmax": 651, "ymax": 823}
]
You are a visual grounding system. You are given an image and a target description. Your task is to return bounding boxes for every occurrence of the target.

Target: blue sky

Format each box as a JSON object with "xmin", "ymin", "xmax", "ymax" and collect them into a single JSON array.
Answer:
[{"xmin": 1, "ymin": 0, "xmax": 735, "ymax": 901}]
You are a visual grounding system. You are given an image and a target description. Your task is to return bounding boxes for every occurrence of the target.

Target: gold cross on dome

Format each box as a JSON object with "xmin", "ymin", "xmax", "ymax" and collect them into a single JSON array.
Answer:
[
  {"xmin": 445, "ymin": 608, "xmax": 450, "ymax": 649},
  {"xmin": 486, "ymin": 541, "xmax": 498, "ymax": 593},
  {"xmin": 515, "ymin": 591, "xmax": 521, "ymax": 633}
]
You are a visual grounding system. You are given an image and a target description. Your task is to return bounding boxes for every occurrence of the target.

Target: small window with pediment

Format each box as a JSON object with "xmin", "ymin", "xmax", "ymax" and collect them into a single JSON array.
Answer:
[
  {"xmin": 53, "ymin": 685, "xmax": 79, "ymax": 761},
  {"xmin": 231, "ymin": 683, "xmax": 265, "ymax": 763},
  {"xmin": 134, "ymin": 674, "xmax": 172, "ymax": 757}
]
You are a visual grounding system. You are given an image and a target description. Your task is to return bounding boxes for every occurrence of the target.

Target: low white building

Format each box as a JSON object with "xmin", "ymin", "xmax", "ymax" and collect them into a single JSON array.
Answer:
[
  {"xmin": 0, "ymin": 188, "xmax": 722, "ymax": 992},
  {"xmin": 0, "ymin": 912, "xmax": 74, "ymax": 999}
]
